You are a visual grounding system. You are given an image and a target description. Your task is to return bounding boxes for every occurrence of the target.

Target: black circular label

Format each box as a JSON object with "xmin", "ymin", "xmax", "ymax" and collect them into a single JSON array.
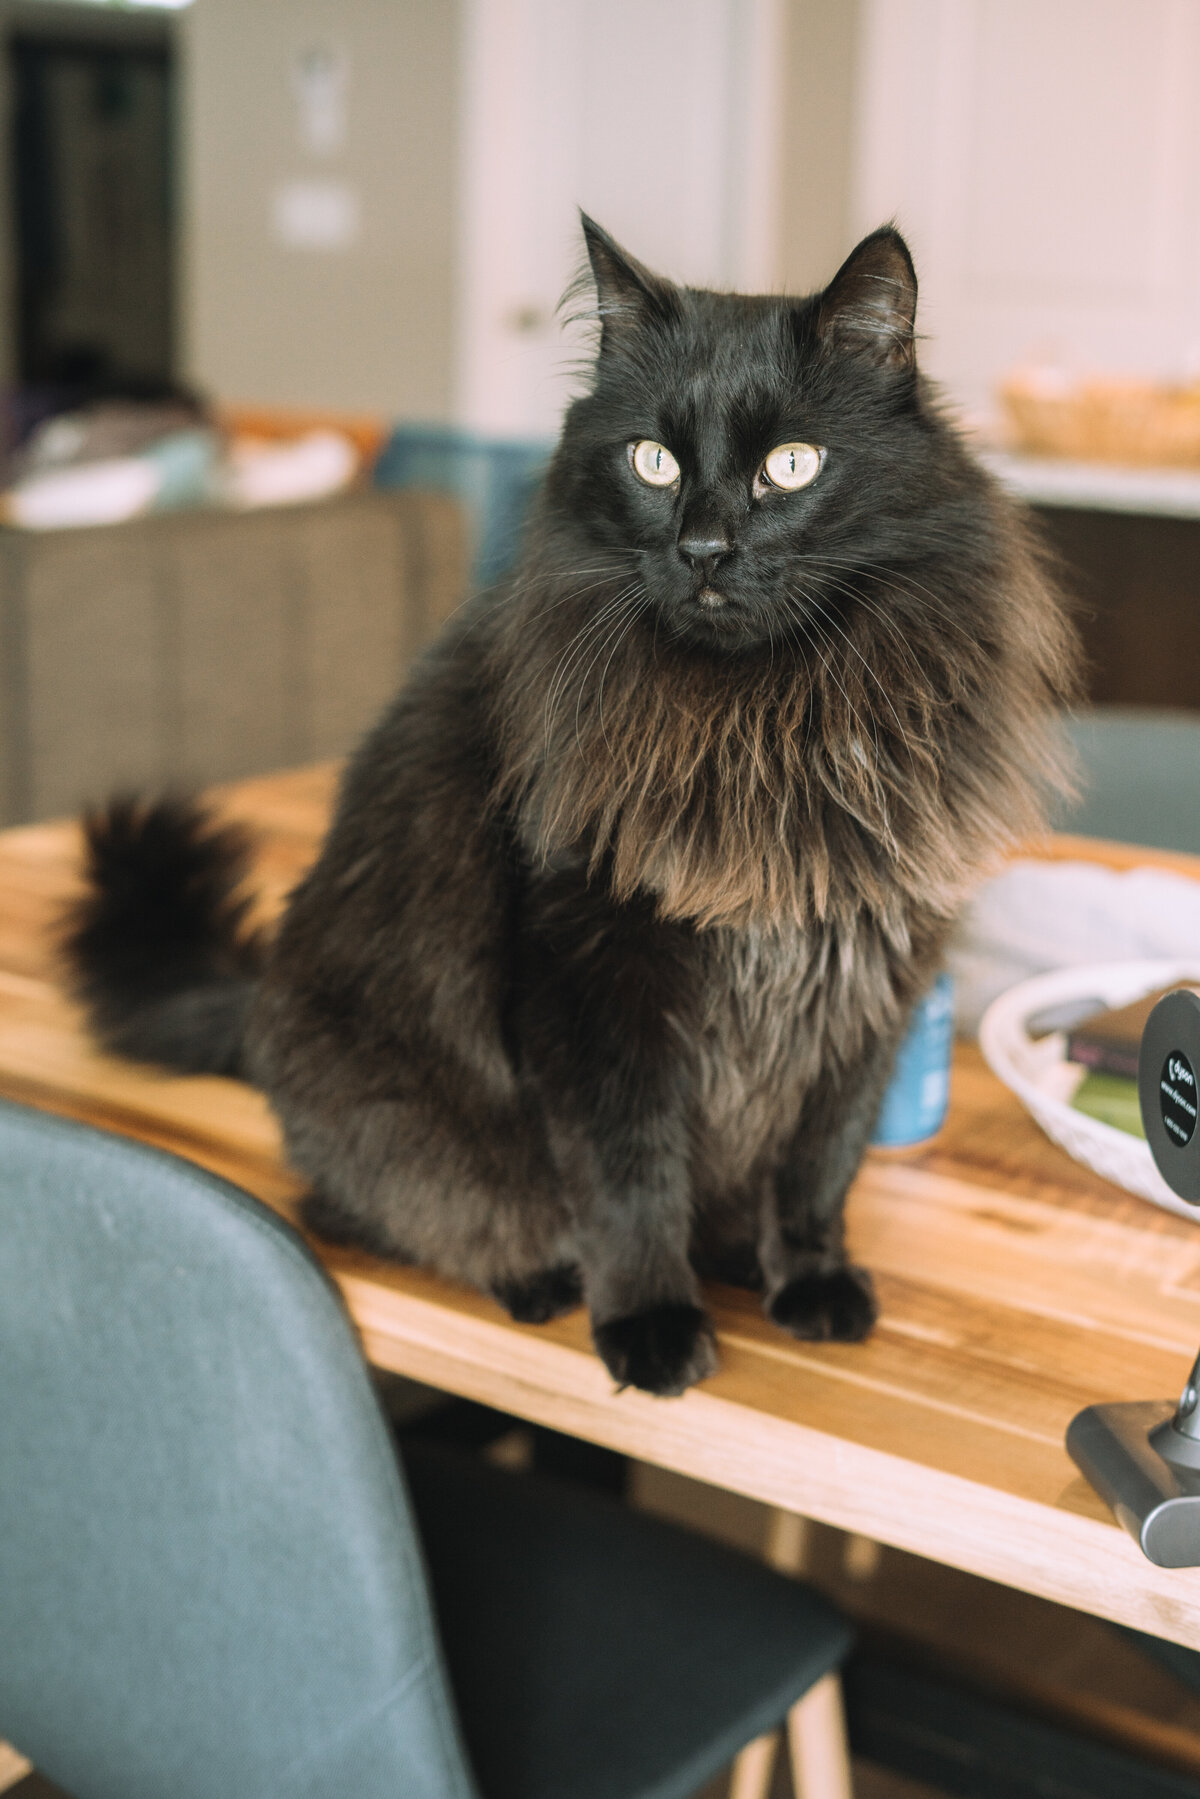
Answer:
[{"xmin": 1160, "ymin": 1049, "xmax": 1199, "ymax": 1149}]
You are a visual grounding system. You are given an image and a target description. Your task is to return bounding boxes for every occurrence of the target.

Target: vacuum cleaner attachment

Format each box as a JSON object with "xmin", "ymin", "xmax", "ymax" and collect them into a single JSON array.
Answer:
[
  {"xmin": 1067, "ymin": 987, "xmax": 1200, "ymax": 1565},
  {"xmin": 1140, "ymin": 987, "xmax": 1200, "ymax": 1202}
]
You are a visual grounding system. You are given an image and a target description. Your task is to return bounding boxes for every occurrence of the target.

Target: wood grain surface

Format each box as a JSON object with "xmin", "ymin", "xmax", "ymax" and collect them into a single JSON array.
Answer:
[{"xmin": 6, "ymin": 765, "xmax": 1200, "ymax": 1646}]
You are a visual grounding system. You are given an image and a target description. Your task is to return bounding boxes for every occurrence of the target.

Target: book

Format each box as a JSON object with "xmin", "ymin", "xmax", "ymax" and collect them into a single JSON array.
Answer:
[
  {"xmin": 1069, "ymin": 1070, "xmax": 1146, "ymax": 1138},
  {"xmin": 1065, "ymin": 985, "xmax": 1199, "ymax": 1081}
]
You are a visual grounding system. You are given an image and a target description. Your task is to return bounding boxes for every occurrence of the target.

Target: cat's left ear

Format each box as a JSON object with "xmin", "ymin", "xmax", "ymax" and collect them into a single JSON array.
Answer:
[
  {"xmin": 581, "ymin": 214, "xmax": 680, "ymax": 352},
  {"xmin": 815, "ymin": 226, "xmax": 917, "ymax": 370}
]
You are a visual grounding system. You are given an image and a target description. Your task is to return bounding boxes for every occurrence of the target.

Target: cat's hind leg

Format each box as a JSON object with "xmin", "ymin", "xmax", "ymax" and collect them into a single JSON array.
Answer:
[
  {"xmin": 302, "ymin": 1186, "xmax": 582, "ymax": 1326},
  {"xmin": 302, "ymin": 1185, "xmax": 416, "ymax": 1259},
  {"xmin": 491, "ymin": 1263, "xmax": 583, "ymax": 1323},
  {"xmin": 282, "ymin": 1090, "xmax": 578, "ymax": 1323}
]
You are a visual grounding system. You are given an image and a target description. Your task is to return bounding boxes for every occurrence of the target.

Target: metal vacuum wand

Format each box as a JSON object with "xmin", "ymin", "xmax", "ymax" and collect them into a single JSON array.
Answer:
[{"xmin": 1067, "ymin": 987, "xmax": 1200, "ymax": 1565}]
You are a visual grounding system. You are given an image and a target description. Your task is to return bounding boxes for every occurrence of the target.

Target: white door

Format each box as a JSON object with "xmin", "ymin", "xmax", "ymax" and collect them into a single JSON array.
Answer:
[
  {"xmin": 851, "ymin": 0, "xmax": 1200, "ymax": 425},
  {"xmin": 454, "ymin": 0, "xmax": 784, "ymax": 438}
]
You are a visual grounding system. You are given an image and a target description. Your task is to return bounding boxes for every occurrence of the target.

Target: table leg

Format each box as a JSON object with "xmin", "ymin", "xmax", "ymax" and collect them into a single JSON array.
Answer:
[
  {"xmin": 765, "ymin": 1506, "xmax": 812, "ymax": 1574},
  {"xmin": 842, "ymin": 1532, "xmax": 882, "ymax": 1581}
]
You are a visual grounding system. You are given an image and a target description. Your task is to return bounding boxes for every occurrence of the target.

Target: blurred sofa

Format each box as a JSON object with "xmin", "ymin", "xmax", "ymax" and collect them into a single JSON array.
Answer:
[{"xmin": 0, "ymin": 488, "xmax": 468, "ymax": 825}]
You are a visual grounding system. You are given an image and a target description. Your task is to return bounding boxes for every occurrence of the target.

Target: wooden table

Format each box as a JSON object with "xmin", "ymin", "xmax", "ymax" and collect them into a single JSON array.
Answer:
[{"xmin": 6, "ymin": 766, "xmax": 1200, "ymax": 1649}]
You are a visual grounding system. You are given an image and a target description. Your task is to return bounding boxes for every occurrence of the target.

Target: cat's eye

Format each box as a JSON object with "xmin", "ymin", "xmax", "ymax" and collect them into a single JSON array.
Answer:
[
  {"xmin": 631, "ymin": 440, "xmax": 681, "ymax": 487},
  {"xmin": 760, "ymin": 442, "xmax": 823, "ymax": 491}
]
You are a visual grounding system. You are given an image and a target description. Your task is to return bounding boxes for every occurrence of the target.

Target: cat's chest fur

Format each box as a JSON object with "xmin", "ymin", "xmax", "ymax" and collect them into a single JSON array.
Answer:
[
  {"xmin": 694, "ymin": 923, "xmax": 835, "ymax": 1185},
  {"xmin": 689, "ymin": 909, "xmax": 912, "ymax": 1194}
]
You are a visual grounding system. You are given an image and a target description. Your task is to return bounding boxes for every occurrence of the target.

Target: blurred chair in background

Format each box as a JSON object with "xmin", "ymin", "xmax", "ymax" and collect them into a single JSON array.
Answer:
[
  {"xmin": 375, "ymin": 423, "xmax": 551, "ymax": 590},
  {"xmin": 1055, "ymin": 708, "xmax": 1200, "ymax": 856},
  {"xmin": 0, "ymin": 486, "xmax": 470, "ymax": 827}
]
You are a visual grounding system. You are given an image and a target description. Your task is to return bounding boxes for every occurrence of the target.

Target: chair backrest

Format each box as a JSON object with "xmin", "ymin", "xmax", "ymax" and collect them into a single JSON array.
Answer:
[
  {"xmin": 373, "ymin": 423, "xmax": 552, "ymax": 588},
  {"xmin": 1055, "ymin": 706, "xmax": 1200, "ymax": 856},
  {"xmin": 0, "ymin": 1099, "xmax": 478, "ymax": 1799}
]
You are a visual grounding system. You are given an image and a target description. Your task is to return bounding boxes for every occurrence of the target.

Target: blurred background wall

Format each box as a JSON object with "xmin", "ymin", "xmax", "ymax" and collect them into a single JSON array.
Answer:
[
  {"xmin": 0, "ymin": 0, "xmax": 1198, "ymax": 827},
  {"xmin": 182, "ymin": 0, "xmax": 459, "ymax": 419},
  {"xmin": 171, "ymin": 0, "xmax": 1200, "ymax": 431},
  {"xmin": 6, "ymin": 0, "xmax": 1200, "ymax": 433},
  {"xmin": 850, "ymin": 0, "xmax": 1200, "ymax": 421},
  {"xmin": 177, "ymin": 0, "xmax": 861, "ymax": 435}
]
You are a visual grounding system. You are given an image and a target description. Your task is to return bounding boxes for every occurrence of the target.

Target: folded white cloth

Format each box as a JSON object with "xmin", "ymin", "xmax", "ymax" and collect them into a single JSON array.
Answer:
[{"xmin": 949, "ymin": 860, "xmax": 1200, "ymax": 1035}]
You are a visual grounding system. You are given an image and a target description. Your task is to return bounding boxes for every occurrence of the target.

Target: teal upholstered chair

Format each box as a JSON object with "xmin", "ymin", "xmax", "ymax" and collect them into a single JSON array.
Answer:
[
  {"xmin": 1055, "ymin": 707, "xmax": 1200, "ymax": 856},
  {"xmin": 0, "ymin": 1100, "xmax": 853, "ymax": 1799},
  {"xmin": 373, "ymin": 424, "xmax": 552, "ymax": 589}
]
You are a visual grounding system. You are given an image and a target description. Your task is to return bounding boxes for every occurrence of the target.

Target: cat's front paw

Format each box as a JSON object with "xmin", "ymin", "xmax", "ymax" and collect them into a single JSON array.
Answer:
[
  {"xmin": 768, "ymin": 1265, "xmax": 877, "ymax": 1342},
  {"xmin": 593, "ymin": 1304, "xmax": 717, "ymax": 1396},
  {"xmin": 492, "ymin": 1263, "xmax": 583, "ymax": 1324}
]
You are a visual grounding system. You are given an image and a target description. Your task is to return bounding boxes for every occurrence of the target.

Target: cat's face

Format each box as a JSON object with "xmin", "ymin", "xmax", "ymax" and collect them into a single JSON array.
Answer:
[{"xmin": 547, "ymin": 219, "xmax": 972, "ymax": 653}]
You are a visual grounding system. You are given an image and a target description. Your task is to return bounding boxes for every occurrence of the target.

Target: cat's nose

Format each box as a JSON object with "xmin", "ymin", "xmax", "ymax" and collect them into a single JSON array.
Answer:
[{"xmin": 676, "ymin": 527, "xmax": 732, "ymax": 573}]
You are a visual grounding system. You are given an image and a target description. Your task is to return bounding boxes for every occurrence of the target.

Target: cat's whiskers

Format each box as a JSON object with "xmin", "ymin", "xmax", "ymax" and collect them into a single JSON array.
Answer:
[
  {"xmin": 526, "ymin": 569, "xmax": 640, "ymax": 632},
  {"xmin": 786, "ymin": 557, "xmax": 985, "ymax": 742},
  {"xmin": 776, "ymin": 597, "xmax": 832, "ymax": 702},
  {"xmin": 424, "ymin": 563, "xmax": 633, "ymax": 661},
  {"xmin": 541, "ymin": 597, "xmax": 632, "ymax": 739},
  {"xmin": 526, "ymin": 565, "xmax": 632, "ymax": 612},
  {"xmin": 504, "ymin": 563, "xmax": 628, "ymax": 614},
  {"xmin": 776, "ymin": 601, "xmax": 905, "ymax": 858},
  {"xmin": 785, "ymin": 585, "xmax": 911, "ymax": 779},
  {"xmin": 795, "ymin": 564, "xmax": 932, "ymax": 694},
  {"xmin": 779, "ymin": 593, "xmax": 873, "ymax": 755},
  {"xmin": 828, "ymin": 595, "xmax": 927, "ymax": 700},
  {"xmin": 775, "ymin": 601, "xmax": 862, "ymax": 764},
  {"xmin": 808, "ymin": 597, "xmax": 907, "ymax": 787},
  {"xmin": 763, "ymin": 594, "xmax": 779, "ymax": 681},
  {"xmin": 540, "ymin": 583, "xmax": 644, "ymax": 751},
  {"xmin": 521, "ymin": 574, "xmax": 640, "ymax": 695},
  {"xmin": 797, "ymin": 551, "xmax": 977, "ymax": 650},
  {"xmin": 571, "ymin": 591, "xmax": 644, "ymax": 744},
  {"xmin": 590, "ymin": 586, "xmax": 649, "ymax": 758}
]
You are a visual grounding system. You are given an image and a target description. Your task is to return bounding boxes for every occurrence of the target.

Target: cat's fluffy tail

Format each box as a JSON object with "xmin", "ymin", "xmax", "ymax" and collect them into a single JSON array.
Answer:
[{"xmin": 62, "ymin": 797, "xmax": 267, "ymax": 1078}]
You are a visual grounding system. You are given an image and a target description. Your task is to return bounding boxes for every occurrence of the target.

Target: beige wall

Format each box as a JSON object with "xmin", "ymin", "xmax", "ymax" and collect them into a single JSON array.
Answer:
[
  {"xmin": 778, "ymin": 0, "xmax": 862, "ymax": 299},
  {"xmin": 180, "ymin": 0, "xmax": 460, "ymax": 420}
]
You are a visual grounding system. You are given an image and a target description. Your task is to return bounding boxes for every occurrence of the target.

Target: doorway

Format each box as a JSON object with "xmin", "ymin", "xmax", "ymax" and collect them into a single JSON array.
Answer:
[{"xmin": 10, "ymin": 3, "xmax": 176, "ymax": 393}]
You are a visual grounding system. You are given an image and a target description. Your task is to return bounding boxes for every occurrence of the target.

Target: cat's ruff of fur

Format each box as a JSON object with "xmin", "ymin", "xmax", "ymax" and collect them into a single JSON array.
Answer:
[{"xmin": 62, "ymin": 218, "xmax": 1077, "ymax": 1397}]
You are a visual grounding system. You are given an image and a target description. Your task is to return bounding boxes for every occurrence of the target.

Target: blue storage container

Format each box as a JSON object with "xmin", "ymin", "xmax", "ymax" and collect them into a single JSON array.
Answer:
[
  {"xmin": 374, "ymin": 424, "xmax": 553, "ymax": 589},
  {"xmin": 872, "ymin": 973, "xmax": 955, "ymax": 1148}
]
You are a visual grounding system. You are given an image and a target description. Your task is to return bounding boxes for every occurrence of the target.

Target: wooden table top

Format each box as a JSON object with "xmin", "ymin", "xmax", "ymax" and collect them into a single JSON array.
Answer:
[{"xmin": 6, "ymin": 764, "xmax": 1200, "ymax": 1648}]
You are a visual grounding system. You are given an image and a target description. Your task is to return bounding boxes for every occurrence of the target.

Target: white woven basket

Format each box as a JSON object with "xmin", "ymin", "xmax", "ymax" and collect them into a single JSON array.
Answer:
[{"xmin": 979, "ymin": 959, "xmax": 1200, "ymax": 1224}]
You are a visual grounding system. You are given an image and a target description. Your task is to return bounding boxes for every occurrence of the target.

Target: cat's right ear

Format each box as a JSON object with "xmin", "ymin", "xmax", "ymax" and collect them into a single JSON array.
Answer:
[
  {"xmin": 581, "ymin": 214, "xmax": 679, "ymax": 353},
  {"xmin": 816, "ymin": 226, "xmax": 918, "ymax": 370}
]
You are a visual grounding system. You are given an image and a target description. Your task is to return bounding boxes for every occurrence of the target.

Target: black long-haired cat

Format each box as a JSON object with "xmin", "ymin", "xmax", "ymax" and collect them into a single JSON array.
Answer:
[{"xmin": 65, "ymin": 218, "xmax": 1075, "ymax": 1396}]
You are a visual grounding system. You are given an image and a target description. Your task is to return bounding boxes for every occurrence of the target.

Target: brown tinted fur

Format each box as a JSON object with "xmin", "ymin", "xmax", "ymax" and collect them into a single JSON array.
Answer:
[{"xmin": 493, "ymin": 518, "xmax": 1071, "ymax": 934}]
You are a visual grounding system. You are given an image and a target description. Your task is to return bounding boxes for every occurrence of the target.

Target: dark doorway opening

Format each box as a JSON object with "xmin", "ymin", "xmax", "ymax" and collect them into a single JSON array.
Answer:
[{"xmin": 10, "ymin": 5, "xmax": 175, "ymax": 394}]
